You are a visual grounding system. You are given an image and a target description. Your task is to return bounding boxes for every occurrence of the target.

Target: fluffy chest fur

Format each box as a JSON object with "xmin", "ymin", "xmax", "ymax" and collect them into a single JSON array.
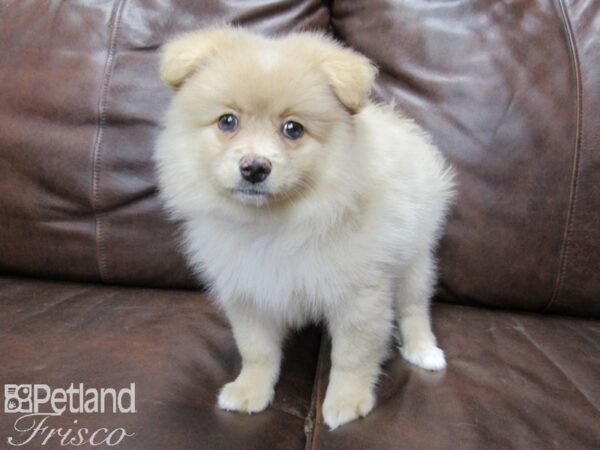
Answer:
[
  {"xmin": 181, "ymin": 196, "xmax": 407, "ymax": 324},
  {"xmin": 156, "ymin": 104, "xmax": 454, "ymax": 325}
]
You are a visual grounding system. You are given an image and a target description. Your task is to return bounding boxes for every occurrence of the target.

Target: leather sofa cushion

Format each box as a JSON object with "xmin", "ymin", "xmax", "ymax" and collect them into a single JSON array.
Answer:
[
  {"xmin": 1, "ymin": 1, "xmax": 599, "ymax": 317},
  {"xmin": 308, "ymin": 303, "xmax": 600, "ymax": 450},
  {"xmin": 1, "ymin": 277, "xmax": 598, "ymax": 449},
  {"xmin": 329, "ymin": 0, "xmax": 600, "ymax": 317},
  {"xmin": 0, "ymin": 276, "xmax": 321, "ymax": 449},
  {"xmin": 0, "ymin": 0, "xmax": 329, "ymax": 288}
]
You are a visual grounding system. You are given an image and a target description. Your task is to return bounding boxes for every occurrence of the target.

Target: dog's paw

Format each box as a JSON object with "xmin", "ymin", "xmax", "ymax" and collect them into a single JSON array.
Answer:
[
  {"xmin": 322, "ymin": 384, "xmax": 375, "ymax": 430},
  {"xmin": 217, "ymin": 379, "xmax": 274, "ymax": 414},
  {"xmin": 400, "ymin": 343, "xmax": 447, "ymax": 371}
]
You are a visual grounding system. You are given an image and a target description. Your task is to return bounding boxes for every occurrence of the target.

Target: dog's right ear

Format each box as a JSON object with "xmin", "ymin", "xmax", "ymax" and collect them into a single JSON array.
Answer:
[{"xmin": 160, "ymin": 26, "xmax": 240, "ymax": 89}]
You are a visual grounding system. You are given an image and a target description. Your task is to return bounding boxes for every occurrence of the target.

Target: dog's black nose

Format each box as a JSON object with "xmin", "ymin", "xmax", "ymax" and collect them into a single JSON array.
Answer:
[{"xmin": 239, "ymin": 155, "xmax": 272, "ymax": 184}]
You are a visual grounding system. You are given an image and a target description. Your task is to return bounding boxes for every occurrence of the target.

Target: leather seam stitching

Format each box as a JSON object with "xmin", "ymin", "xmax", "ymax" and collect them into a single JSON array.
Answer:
[
  {"xmin": 545, "ymin": 0, "xmax": 583, "ymax": 312},
  {"xmin": 90, "ymin": 0, "xmax": 126, "ymax": 283}
]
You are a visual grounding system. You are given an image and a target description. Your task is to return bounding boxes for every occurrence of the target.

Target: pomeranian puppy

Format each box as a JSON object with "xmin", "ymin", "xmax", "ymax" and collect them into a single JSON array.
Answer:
[{"xmin": 154, "ymin": 26, "xmax": 455, "ymax": 429}]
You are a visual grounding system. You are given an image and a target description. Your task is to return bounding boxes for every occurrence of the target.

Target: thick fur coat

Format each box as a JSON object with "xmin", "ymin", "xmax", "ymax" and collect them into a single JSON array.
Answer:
[{"xmin": 154, "ymin": 26, "xmax": 455, "ymax": 429}]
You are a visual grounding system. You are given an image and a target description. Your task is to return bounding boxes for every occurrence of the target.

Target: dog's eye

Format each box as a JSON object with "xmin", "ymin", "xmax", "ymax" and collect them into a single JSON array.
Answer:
[
  {"xmin": 217, "ymin": 114, "xmax": 239, "ymax": 132},
  {"xmin": 281, "ymin": 121, "xmax": 304, "ymax": 140}
]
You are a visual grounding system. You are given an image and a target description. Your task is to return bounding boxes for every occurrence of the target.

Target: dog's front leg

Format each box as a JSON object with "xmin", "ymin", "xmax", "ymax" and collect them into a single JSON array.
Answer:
[
  {"xmin": 322, "ymin": 282, "xmax": 394, "ymax": 429},
  {"xmin": 218, "ymin": 303, "xmax": 285, "ymax": 414}
]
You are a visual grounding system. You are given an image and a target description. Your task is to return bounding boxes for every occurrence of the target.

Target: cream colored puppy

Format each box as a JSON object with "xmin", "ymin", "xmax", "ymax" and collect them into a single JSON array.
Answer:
[{"xmin": 154, "ymin": 26, "xmax": 455, "ymax": 429}]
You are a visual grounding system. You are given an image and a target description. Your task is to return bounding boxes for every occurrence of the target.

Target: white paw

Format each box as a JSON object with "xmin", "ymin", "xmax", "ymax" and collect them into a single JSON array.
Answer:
[
  {"xmin": 217, "ymin": 379, "xmax": 274, "ymax": 414},
  {"xmin": 400, "ymin": 343, "xmax": 447, "ymax": 371},
  {"xmin": 322, "ymin": 385, "xmax": 375, "ymax": 430}
]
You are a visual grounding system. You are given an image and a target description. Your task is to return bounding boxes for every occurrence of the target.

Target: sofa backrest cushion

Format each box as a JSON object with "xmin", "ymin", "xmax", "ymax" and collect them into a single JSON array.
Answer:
[
  {"xmin": 0, "ymin": 0, "xmax": 329, "ymax": 288},
  {"xmin": 329, "ymin": 0, "xmax": 600, "ymax": 317},
  {"xmin": 1, "ymin": 0, "xmax": 598, "ymax": 317}
]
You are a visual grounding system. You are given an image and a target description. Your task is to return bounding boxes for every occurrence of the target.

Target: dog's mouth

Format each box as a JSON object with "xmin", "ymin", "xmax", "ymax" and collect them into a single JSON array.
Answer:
[
  {"xmin": 231, "ymin": 187, "xmax": 272, "ymax": 205},
  {"xmin": 236, "ymin": 188, "xmax": 269, "ymax": 196}
]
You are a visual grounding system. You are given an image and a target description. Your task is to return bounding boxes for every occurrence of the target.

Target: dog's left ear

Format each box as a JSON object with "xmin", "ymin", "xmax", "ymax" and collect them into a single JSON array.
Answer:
[
  {"xmin": 160, "ymin": 26, "xmax": 241, "ymax": 89},
  {"xmin": 318, "ymin": 40, "xmax": 378, "ymax": 114}
]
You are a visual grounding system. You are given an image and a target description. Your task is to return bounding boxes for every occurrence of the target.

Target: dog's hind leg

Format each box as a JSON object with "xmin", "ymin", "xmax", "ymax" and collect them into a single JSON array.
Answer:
[{"xmin": 395, "ymin": 249, "xmax": 446, "ymax": 371}]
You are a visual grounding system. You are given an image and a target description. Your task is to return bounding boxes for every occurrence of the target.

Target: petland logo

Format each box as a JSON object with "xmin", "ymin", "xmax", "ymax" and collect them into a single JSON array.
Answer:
[{"xmin": 4, "ymin": 383, "xmax": 136, "ymax": 447}]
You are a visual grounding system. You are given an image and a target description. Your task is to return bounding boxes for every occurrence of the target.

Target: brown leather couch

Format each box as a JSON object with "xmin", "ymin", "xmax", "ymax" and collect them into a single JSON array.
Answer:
[{"xmin": 1, "ymin": 1, "xmax": 599, "ymax": 449}]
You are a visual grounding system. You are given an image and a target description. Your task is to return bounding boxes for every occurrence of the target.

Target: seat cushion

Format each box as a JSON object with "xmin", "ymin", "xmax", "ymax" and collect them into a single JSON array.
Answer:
[
  {"xmin": 0, "ymin": 276, "xmax": 321, "ymax": 449},
  {"xmin": 307, "ymin": 303, "xmax": 600, "ymax": 450},
  {"xmin": 1, "ymin": 278, "xmax": 598, "ymax": 448}
]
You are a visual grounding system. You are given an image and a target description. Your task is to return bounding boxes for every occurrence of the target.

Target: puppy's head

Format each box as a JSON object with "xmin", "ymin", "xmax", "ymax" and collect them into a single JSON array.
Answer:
[{"xmin": 158, "ymin": 26, "xmax": 376, "ymax": 210}]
